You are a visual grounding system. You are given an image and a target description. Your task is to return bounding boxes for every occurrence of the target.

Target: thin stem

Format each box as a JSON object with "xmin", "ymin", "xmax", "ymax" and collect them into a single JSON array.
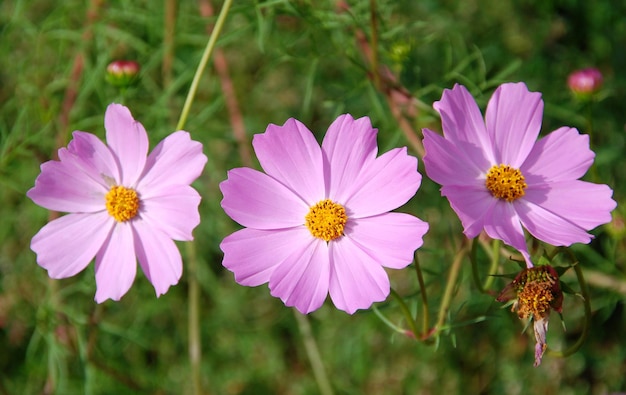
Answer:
[
  {"xmin": 176, "ymin": 0, "xmax": 233, "ymax": 131},
  {"xmin": 482, "ymin": 239, "xmax": 501, "ymax": 290},
  {"xmin": 413, "ymin": 254, "xmax": 430, "ymax": 335},
  {"xmin": 293, "ymin": 311, "xmax": 334, "ymax": 395},
  {"xmin": 389, "ymin": 288, "xmax": 418, "ymax": 338},
  {"xmin": 434, "ymin": 244, "xmax": 468, "ymax": 333}
]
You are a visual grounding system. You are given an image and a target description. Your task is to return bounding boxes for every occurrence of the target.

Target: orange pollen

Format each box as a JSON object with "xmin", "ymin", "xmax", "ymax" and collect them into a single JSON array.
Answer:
[
  {"xmin": 485, "ymin": 164, "xmax": 527, "ymax": 202},
  {"xmin": 105, "ymin": 185, "xmax": 140, "ymax": 222},
  {"xmin": 516, "ymin": 280, "xmax": 554, "ymax": 320},
  {"xmin": 305, "ymin": 199, "xmax": 348, "ymax": 241}
]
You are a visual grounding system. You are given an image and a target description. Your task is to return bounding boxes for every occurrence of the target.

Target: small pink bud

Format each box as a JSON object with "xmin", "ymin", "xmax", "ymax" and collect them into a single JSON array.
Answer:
[
  {"xmin": 106, "ymin": 60, "xmax": 140, "ymax": 87},
  {"xmin": 567, "ymin": 68, "xmax": 603, "ymax": 98}
]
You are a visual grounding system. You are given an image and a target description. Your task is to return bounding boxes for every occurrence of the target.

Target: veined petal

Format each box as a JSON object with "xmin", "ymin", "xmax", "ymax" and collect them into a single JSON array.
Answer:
[
  {"xmin": 344, "ymin": 147, "xmax": 420, "ymax": 217},
  {"xmin": 63, "ymin": 131, "xmax": 120, "ymax": 185},
  {"xmin": 523, "ymin": 181, "xmax": 616, "ymax": 230},
  {"xmin": 133, "ymin": 218, "xmax": 182, "ymax": 297},
  {"xmin": 485, "ymin": 83, "xmax": 543, "ymax": 167},
  {"xmin": 433, "ymin": 84, "xmax": 496, "ymax": 165},
  {"xmin": 269, "ymin": 237, "xmax": 330, "ymax": 314},
  {"xmin": 31, "ymin": 212, "xmax": 113, "ymax": 278},
  {"xmin": 220, "ymin": 167, "xmax": 308, "ymax": 229},
  {"xmin": 517, "ymin": 199, "xmax": 593, "ymax": 246},
  {"xmin": 27, "ymin": 158, "xmax": 108, "ymax": 213},
  {"xmin": 253, "ymin": 119, "xmax": 325, "ymax": 205},
  {"xmin": 321, "ymin": 114, "xmax": 378, "ymax": 201},
  {"xmin": 221, "ymin": 227, "xmax": 313, "ymax": 287},
  {"xmin": 423, "ymin": 129, "xmax": 489, "ymax": 186},
  {"xmin": 346, "ymin": 213, "xmax": 428, "ymax": 269},
  {"xmin": 94, "ymin": 222, "xmax": 137, "ymax": 303},
  {"xmin": 328, "ymin": 237, "xmax": 390, "ymax": 314},
  {"xmin": 441, "ymin": 184, "xmax": 495, "ymax": 238},
  {"xmin": 521, "ymin": 127, "xmax": 594, "ymax": 184},
  {"xmin": 104, "ymin": 104, "xmax": 148, "ymax": 186},
  {"xmin": 484, "ymin": 201, "xmax": 530, "ymax": 258},
  {"xmin": 139, "ymin": 184, "xmax": 201, "ymax": 241},
  {"xmin": 137, "ymin": 131, "xmax": 207, "ymax": 193}
]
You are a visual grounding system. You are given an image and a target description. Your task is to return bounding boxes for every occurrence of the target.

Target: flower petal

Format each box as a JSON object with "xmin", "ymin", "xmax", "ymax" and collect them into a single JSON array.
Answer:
[
  {"xmin": 433, "ymin": 84, "xmax": 496, "ymax": 166},
  {"xmin": 328, "ymin": 237, "xmax": 390, "ymax": 314},
  {"xmin": 268, "ymin": 237, "xmax": 330, "ymax": 314},
  {"xmin": 485, "ymin": 82, "xmax": 543, "ymax": 167},
  {"xmin": 221, "ymin": 227, "xmax": 313, "ymax": 287},
  {"xmin": 346, "ymin": 213, "xmax": 428, "ymax": 269},
  {"xmin": 521, "ymin": 127, "xmax": 594, "ymax": 184},
  {"xmin": 220, "ymin": 167, "xmax": 308, "ymax": 229},
  {"xmin": 344, "ymin": 147, "xmax": 420, "ymax": 217},
  {"xmin": 132, "ymin": 218, "xmax": 182, "ymax": 297},
  {"xmin": 484, "ymin": 200, "xmax": 530, "ymax": 259},
  {"xmin": 321, "ymin": 114, "xmax": 378, "ymax": 202},
  {"xmin": 140, "ymin": 184, "xmax": 202, "ymax": 241},
  {"xmin": 63, "ymin": 131, "xmax": 120, "ymax": 184},
  {"xmin": 253, "ymin": 118, "xmax": 325, "ymax": 204},
  {"xmin": 104, "ymin": 104, "xmax": 149, "ymax": 186},
  {"xmin": 31, "ymin": 212, "xmax": 113, "ymax": 278},
  {"xmin": 423, "ymin": 128, "xmax": 488, "ymax": 186},
  {"xmin": 440, "ymin": 184, "xmax": 495, "ymax": 238},
  {"xmin": 137, "ymin": 131, "xmax": 207, "ymax": 193},
  {"xmin": 94, "ymin": 222, "xmax": 137, "ymax": 302}
]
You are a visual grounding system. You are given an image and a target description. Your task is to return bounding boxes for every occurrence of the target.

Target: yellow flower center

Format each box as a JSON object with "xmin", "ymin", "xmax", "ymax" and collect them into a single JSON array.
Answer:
[
  {"xmin": 305, "ymin": 199, "xmax": 348, "ymax": 241},
  {"xmin": 105, "ymin": 185, "xmax": 140, "ymax": 222},
  {"xmin": 485, "ymin": 164, "xmax": 527, "ymax": 202}
]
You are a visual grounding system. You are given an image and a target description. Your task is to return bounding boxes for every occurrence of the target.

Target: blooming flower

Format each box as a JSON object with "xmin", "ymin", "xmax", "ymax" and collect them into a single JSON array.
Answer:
[
  {"xmin": 220, "ymin": 115, "xmax": 429, "ymax": 314},
  {"xmin": 497, "ymin": 265, "xmax": 563, "ymax": 366},
  {"xmin": 422, "ymin": 82, "xmax": 616, "ymax": 265},
  {"xmin": 567, "ymin": 67, "xmax": 603, "ymax": 98},
  {"xmin": 28, "ymin": 104, "xmax": 207, "ymax": 302}
]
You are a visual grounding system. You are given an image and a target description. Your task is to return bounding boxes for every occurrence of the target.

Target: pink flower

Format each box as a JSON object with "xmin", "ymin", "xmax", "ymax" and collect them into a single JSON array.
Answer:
[
  {"xmin": 422, "ymin": 83, "xmax": 616, "ymax": 265},
  {"xmin": 220, "ymin": 115, "xmax": 429, "ymax": 314},
  {"xmin": 567, "ymin": 68, "xmax": 603, "ymax": 96},
  {"xmin": 27, "ymin": 104, "xmax": 207, "ymax": 302}
]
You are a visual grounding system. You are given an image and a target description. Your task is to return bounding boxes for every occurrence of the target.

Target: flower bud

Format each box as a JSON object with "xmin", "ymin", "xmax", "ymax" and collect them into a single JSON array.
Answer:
[
  {"xmin": 567, "ymin": 68, "xmax": 603, "ymax": 99},
  {"xmin": 106, "ymin": 60, "xmax": 140, "ymax": 87}
]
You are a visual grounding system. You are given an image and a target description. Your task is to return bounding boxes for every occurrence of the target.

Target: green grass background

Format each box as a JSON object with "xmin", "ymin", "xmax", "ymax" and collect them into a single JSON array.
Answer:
[{"xmin": 1, "ymin": 0, "xmax": 625, "ymax": 394}]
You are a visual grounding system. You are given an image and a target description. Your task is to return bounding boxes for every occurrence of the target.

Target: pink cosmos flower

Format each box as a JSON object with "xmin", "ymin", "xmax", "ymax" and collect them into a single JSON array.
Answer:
[
  {"xmin": 422, "ymin": 82, "xmax": 616, "ymax": 265},
  {"xmin": 220, "ymin": 115, "xmax": 429, "ymax": 314},
  {"xmin": 27, "ymin": 104, "xmax": 207, "ymax": 302}
]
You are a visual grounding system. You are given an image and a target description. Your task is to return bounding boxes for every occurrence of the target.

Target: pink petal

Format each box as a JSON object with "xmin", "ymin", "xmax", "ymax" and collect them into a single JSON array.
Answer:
[
  {"xmin": 483, "ymin": 200, "xmax": 530, "ymax": 258},
  {"xmin": 440, "ymin": 185, "xmax": 495, "ymax": 238},
  {"xmin": 27, "ymin": 158, "xmax": 108, "ymax": 213},
  {"xmin": 521, "ymin": 127, "xmax": 594, "ymax": 184},
  {"xmin": 343, "ymin": 147, "xmax": 421, "ymax": 217},
  {"xmin": 132, "ymin": 218, "xmax": 182, "ymax": 297},
  {"xmin": 328, "ymin": 237, "xmax": 390, "ymax": 314},
  {"xmin": 94, "ymin": 222, "xmax": 137, "ymax": 302},
  {"xmin": 104, "ymin": 104, "xmax": 148, "ymax": 186},
  {"xmin": 423, "ymin": 129, "xmax": 489, "ymax": 186},
  {"xmin": 137, "ymin": 131, "xmax": 207, "ymax": 193},
  {"xmin": 525, "ymin": 180, "xmax": 616, "ymax": 230},
  {"xmin": 31, "ymin": 212, "xmax": 113, "ymax": 278},
  {"xmin": 252, "ymin": 118, "xmax": 325, "ymax": 205},
  {"xmin": 485, "ymin": 82, "xmax": 543, "ymax": 167},
  {"xmin": 268, "ymin": 237, "xmax": 330, "ymax": 314},
  {"xmin": 433, "ymin": 84, "xmax": 496, "ymax": 165},
  {"xmin": 63, "ymin": 131, "xmax": 120, "ymax": 185},
  {"xmin": 222, "ymin": 226, "xmax": 313, "ymax": 287},
  {"xmin": 220, "ymin": 167, "xmax": 308, "ymax": 229},
  {"xmin": 139, "ymin": 185, "xmax": 201, "ymax": 241},
  {"xmin": 346, "ymin": 213, "xmax": 428, "ymax": 269},
  {"xmin": 321, "ymin": 114, "xmax": 378, "ymax": 202}
]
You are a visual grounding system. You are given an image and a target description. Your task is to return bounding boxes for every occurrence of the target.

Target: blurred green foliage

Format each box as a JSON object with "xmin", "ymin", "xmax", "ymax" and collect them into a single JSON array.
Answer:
[{"xmin": 1, "ymin": 0, "xmax": 625, "ymax": 394}]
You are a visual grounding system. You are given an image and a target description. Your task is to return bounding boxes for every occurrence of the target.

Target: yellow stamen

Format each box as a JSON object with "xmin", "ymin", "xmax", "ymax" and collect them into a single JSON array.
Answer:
[
  {"xmin": 305, "ymin": 199, "xmax": 348, "ymax": 241},
  {"xmin": 485, "ymin": 164, "xmax": 527, "ymax": 202},
  {"xmin": 105, "ymin": 186, "xmax": 140, "ymax": 222}
]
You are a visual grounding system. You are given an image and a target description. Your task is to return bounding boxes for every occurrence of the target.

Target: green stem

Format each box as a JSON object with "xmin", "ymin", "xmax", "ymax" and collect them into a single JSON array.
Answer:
[
  {"xmin": 389, "ymin": 288, "xmax": 418, "ymax": 338},
  {"xmin": 434, "ymin": 244, "xmax": 468, "ymax": 333},
  {"xmin": 176, "ymin": 0, "xmax": 233, "ymax": 131},
  {"xmin": 482, "ymin": 239, "xmax": 501, "ymax": 290},
  {"xmin": 293, "ymin": 311, "xmax": 334, "ymax": 395},
  {"xmin": 413, "ymin": 254, "xmax": 430, "ymax": 335}
]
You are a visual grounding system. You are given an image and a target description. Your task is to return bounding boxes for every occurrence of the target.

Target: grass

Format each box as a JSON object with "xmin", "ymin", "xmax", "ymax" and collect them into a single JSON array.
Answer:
[{"xmin": 1, "ymin": 0, "xmax": 625, "ymax": 394}]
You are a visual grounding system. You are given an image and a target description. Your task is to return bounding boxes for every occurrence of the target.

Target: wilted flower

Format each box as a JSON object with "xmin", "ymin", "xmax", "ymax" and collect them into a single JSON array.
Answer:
[
  {"xmin": 220, "ymin": 115, "xmax": 429, "ymax": 314},
  {"xmin": 106, "ymin": 60, "xmax": 141, "ymax": 87},
  {"xmin": 497, "ymin": 265, "xmax": 563, "ymax": 366},
  {"xmin": 422, "ymin": 82, "xmax": 616, "ymax": 266},
  {"xmin": 567, "ymin": 68, "xmax": 603, "ymax": 99},
  {"xmin": 28, "ymin": 104, "xmax": 207, "ymax": 302}
]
